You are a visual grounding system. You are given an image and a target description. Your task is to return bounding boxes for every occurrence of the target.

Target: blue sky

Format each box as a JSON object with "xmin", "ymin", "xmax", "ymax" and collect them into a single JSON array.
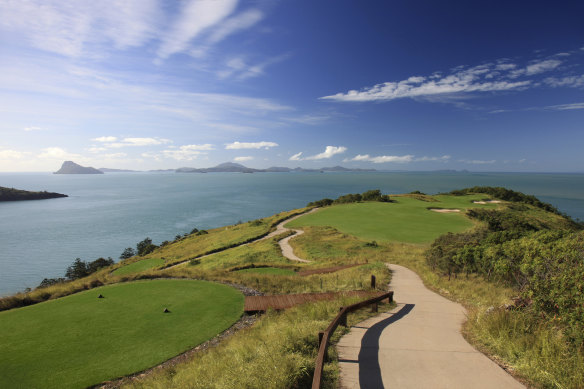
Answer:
[{"xmin": 0, "ymin": 0, "xmax": 583, "ymax": 172}]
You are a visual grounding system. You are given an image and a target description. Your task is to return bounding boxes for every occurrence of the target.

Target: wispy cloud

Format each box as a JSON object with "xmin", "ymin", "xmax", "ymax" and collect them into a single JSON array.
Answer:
[
  {"xmin": 157, "ymin": 0, "xmax": 238, "ymax": 59},
  {"xmin": 345, "ymin": 154, "xmax": 450, "ymax": 164},
  {"xmin": 0, "ymin": 149, "xmax": 29, "ymax": 159},
  {"xmin": 320, "ymin": 53, "xmax": 578, "ymax": 103},
  {"xmin": 545, "ymin": 102, "xmax": 584, "ymax": 110},
  {"xmin": 37, "ymin": 147, "xmax": 81, "ymax": 160},
  {"xmin": 305, "ymin": 146, "xmax": 347, "ymax": 160},
  {"xmin": 289, "ymin": 152, "xmax": 303, "ymax": 161},
  {"xmin": 234, "ymin": 156, "xmax": 253, "ymax": 162},
  {"xmin": 349, "ymin": 154, "xmax": 414, "ymax": 163},
  {"xmin": 92, "ymin": 136, "xmax": 118, "ymax": 142},
  {"xmin": 107, "ymin": 137, "xmax": 172, "ymax": 148},
  {"xmin": 544, "ymin": 74, "xmax": 584, "ymax": 88},
  {"xmin": 23, "ymin": 126, "xmax": 43, "ymax": 132},
  {"xmin": 459, "ymin": 159, "xmax": 496, "ymax": 165},
  {"xmin": 207, "ymin": 9, "xmax": 264, "ymax": 45},
  {"xmin": 225, "ymin": 141, "xmax": 278, "ymax": 149}
]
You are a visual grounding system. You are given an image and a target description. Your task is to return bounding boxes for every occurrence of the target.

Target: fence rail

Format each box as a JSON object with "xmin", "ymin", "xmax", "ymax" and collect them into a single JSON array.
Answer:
[{"xmin": 311, "ymin": 290, "xmax": 394, "ymax": 389}]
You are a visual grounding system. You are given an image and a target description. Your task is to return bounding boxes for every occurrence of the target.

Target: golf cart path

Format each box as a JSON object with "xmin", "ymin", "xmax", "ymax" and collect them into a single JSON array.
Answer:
[
  {"xmin": 259, "ymin": 207, "xmax": 319, "ymax": 263},
  {"xmin": 337, "ymin": 263, "xmax": 524, "ymax": 389},
  {"xmin": 166, "ymin": 208, "xmax": 317, "ymax": 269}
]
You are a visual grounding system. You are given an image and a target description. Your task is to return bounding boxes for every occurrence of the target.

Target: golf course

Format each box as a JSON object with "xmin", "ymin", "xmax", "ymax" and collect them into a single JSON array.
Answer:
[{"xmin": 0, "ymin": 279, "xmax": 243, "ymax": 389}]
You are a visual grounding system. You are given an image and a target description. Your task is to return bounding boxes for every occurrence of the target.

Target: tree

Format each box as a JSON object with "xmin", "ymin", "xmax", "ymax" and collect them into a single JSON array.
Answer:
[
  {"xmin": 136, "ymin": 237, "xmax": 157, "ymax": 256},
  {"xmin": 65, "ymin": 258, "xmax": 89, "ymax": 280},
  {"xmin": 120, "ymin": 247, "xmax": 135, "ymax": 260},
  {"xmin": 87, "ymin": 257, "xmax": 114, "ymax": 273}
]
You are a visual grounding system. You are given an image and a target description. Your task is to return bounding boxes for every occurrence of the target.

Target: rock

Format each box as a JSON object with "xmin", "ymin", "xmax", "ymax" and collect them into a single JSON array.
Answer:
[
  {"xmin": 163, "ymin": 308, "xmax": 170, "ymax": 313},
  {"xmin": 98, "ymin": 294, "xmax": 104, "ymax": 299}
]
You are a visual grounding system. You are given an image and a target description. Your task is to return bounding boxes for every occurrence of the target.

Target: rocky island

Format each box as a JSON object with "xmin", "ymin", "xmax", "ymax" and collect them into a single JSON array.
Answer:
[{"xmin": 54, "ymin": 161, "xmax": 103, "ymax": 174}]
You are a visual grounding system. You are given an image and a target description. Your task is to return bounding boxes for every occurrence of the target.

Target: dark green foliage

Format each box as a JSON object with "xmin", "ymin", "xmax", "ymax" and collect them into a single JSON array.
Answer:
[
  {"xmin": 307, "ymin": 198, "xmax": 334, "ymax": 207},
  {"xmin": 409, "ymin": 190, "xmax": 425, "ymax": 195},
  {"xmin": 65, "ymin": 257, "xmax": 114, "ymax": 280},
  {"xmin": 119, "ymin": 247, "xmax": 135, "ymax": 260},
  {"xmin": 0, "ymin": 186, "xmax": 68, "ymax": 201},
  {"xmin": 364, "ymin": 241, "xmax": 378, "ymax": 247},
  {"xmin": 195, "ymin": 230, "xmax": 208, "ymax": 235},
  {"xmin": 136, "ymin": 237, "xmax": 157, "ymax": 256},
  {"xmin": 38, "ymin": 278, "xmax": 66, "ymax": 288},
  {"xmin": 307, "ymin": 189, "xmax": 393, "ymax": 207},
  {"xmin": 190, "ymin": 227, "xmax": 199, "ymax": 234}
]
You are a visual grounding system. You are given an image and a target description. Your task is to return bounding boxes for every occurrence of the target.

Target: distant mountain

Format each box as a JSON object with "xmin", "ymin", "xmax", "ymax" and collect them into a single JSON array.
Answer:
[
  {"xmin": 98, "ymin": 168, "xmax": 139, "ymax": 173},
  {"xmin": 54, "ymin": 161, "xmax": 103, "ymax": 174},
  {"xmin": 0, "ymin": 186, "xmax": 67, "ymax": 202},
  {"xmin": 176, "ymin": 162, "xmax": 376, "ymax": 174}
]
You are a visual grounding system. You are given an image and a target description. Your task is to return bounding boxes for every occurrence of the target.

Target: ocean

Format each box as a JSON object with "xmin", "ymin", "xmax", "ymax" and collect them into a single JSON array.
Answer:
[{"xmin": 1, "ymin": 171, "xmax": 583, "ymax": 296}]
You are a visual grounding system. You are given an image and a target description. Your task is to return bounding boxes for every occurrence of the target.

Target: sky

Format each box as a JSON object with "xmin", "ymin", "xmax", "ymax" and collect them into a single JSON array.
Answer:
[{"xmin": 0, "ymin": 0, "xmax": 583, "ymax": 172}]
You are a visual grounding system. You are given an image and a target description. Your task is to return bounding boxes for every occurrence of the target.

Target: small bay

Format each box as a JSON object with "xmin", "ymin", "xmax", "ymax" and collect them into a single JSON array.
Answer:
[{"xmin": 1, "ymin": 171, "xmax": 583, "ymax": 296}]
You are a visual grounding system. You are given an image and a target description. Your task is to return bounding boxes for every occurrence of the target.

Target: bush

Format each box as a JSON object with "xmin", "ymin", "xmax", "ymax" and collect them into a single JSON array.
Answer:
[{"xmin": 136, "ymin": 237, "xmax": 158, "ymax": 256}]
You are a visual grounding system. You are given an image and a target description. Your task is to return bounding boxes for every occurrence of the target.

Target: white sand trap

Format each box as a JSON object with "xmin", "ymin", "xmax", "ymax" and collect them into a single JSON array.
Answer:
[
  {"xmin": 430, "ymin": 208, "xmax": 461, "ymax": 213},
  {"xmin": 473, "ymin": 200, "xmax": 502, "ymax": 204}
]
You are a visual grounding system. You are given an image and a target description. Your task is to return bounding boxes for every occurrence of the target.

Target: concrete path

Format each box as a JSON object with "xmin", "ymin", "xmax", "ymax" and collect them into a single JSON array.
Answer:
[
  {"xmin": 270, "ymin": 208, "xmax": 318, "ymax": 263},
  {"xmin": 337, "ymin": 264, "xmax": 524, "ymax": 389}
]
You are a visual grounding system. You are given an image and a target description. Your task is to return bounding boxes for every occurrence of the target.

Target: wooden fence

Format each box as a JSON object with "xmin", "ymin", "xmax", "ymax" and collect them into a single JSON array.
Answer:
[{"xmin": 311, "ymin": 290, "xmax": 394, "ymax": 389}]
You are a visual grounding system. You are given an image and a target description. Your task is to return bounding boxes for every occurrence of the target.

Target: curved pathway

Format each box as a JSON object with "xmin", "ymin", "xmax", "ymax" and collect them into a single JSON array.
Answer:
[
  {"xmin": 166, "ymin": 208, "xmax": 317, "ymax": 269},
  {"xmin": 337, "ymin": 264, "xmax": 524, "ymax": 389}
]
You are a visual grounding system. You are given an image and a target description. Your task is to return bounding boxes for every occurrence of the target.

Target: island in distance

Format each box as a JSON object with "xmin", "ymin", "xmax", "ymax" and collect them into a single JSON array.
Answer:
[
  {"xmin": 0, "ymin": 186, "xmax": 67, "ymax": 201},
  {"xmin": 54, "ymin": 161, "xmax": 103, "ymax": 174}
]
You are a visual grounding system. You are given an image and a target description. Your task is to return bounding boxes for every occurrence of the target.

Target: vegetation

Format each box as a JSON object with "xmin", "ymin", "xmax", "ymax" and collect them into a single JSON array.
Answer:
[
  {"xmin": 0, "ymin": 280, "xmax": 243, "ymax": 389},
  {"xmin": 307, "ymin": 189, "xmax": 392, "ymax": 207},
  {"xmin": 0, "ymin": 186, "xmax": 67, "ymax": 201},
  {"xmin": 289, "ymin": 194, "xmax": 498, "ymax": 243}
]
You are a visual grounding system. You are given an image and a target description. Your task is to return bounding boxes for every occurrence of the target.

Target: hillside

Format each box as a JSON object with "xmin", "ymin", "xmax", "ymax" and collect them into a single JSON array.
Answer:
[
  {"xmin": 0, "ymin": 186, "xmax": 67, "ymax": 202},
  {"xmin": 1, "ymin": 187, "xmax": 582, "ymax": 388},
  {"xmin": 54, "ymin": 161, "xmax": 103, "ymax": 174}
]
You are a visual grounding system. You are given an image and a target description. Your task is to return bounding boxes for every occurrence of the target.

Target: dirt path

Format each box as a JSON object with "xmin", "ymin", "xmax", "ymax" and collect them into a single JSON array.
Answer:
[
  {"xmin": 337, "ymin": 264, "xmax": 524, "ymax": 389},
  {"xmin": 166, "ymin": 208, "xmax": 317, "ymax": 269}
]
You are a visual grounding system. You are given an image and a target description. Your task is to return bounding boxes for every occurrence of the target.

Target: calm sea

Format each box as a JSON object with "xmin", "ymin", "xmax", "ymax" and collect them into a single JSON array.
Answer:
[{"xmin": 1, "ymin": 171, "xmax": 583, "ymax": 296}]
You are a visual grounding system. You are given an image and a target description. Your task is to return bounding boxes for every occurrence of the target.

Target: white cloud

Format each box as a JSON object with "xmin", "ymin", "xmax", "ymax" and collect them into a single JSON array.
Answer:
[
  {"xmin": 157, "ymin": 0, "xmax": 238, "ymax": 59},
  {"xmin": 0, "ymin": 149, "xmax": 28, "ymax": 159},
  {"xmin": 23, "ymin": 126, "xmax": 43, "ymax": 132},
  {"xmin": 0, "ymin": 1, "xmax": 159, "ymax": 57},
  {"xmin": 234, "ymin": 156, "xmax": 253, "ymax": 162},
  {"xmin": 320, "ymin": 54, "xmax": 574, "ymax": 103},
  {"xmin": 225, "ymin": 141, "xmax": 278, "ymax": 150},
  {"xmin": 306, "ymin": 146, "xmax": 347, "ymax": 160},
  {"xmin": 289, "ymin": 152, "xmax": 303, "ymax": 161},
  {"xmin": 544, "ymin": 75, "xmax": 584, "ymax": 88},
  {"xmin": 350, "ymin": 154, "xmax": 414, "ymax": 163},
  {"xmin": 416, "ymin": 155, "xmax": 451, "ymax": 162},
  {"xmin": 88, "ymin": 147, "xmax": 107, "ymax": 153},
  {"xmin": 103, "ymin": 153, "xmax": 127, "ymax": 159},
  {"xmin": 159, "ymin": 144, "xmax": 213, "ymax": 161},
  {"xmin": 459, "ymin": 159, "xmax": 496, "ymax": 165},
  {"xmin": 92, "ymin": 136, "xmax": 118, "ymax": 142},
  {"xmin": 524, "ymin": 59, "xmax": 562, "ymax": 76},
  {"xmin": 37, "ymin": 147, "xmax": 81, "ymax": 160},
  {"xmin": 179, "ymin": 144, "xmax": 215, "ymax": 151},
  {"xmin": 207, "ymin": 9, "xmax": 263, "ymax": 44},
  {"xmin": 545, "ymin": 102, "xmax": 584, "ymax": 110},
  {"xmin": 108, "ymin": 137, "xmax": 172, "ymax": 148}
]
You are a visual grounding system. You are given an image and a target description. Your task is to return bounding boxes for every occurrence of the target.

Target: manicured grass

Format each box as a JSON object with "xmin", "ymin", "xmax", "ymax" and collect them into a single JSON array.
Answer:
[
  {"xmin": 234, "ymin": 267, "xmax": 297, "ymax": 276},
  {"xmin": 286, "ymin": 195, "xmax": 497, "ymax": 243},
  {"xmin": 0, "ymin": 280, "xmax": 243, "ymax": 389},
  {"xmin": 112, "ymin": 257, "xmax": 165, "ymax": 276}
]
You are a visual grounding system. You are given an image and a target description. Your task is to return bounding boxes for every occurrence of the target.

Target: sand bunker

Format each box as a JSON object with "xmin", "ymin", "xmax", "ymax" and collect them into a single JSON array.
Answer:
[
  {"xmin": 430, "ymin": 208, "xmax": 461, "ymax": 213},
  {"xmin": 472, "ymin": 200, "xmax": 502, "ymax": 204}
]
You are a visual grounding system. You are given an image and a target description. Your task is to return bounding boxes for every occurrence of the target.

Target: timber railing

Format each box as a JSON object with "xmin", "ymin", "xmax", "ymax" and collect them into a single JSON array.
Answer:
[{"xmin": 311, "ymin": 289, "xmax": 394, "ymax": 389}]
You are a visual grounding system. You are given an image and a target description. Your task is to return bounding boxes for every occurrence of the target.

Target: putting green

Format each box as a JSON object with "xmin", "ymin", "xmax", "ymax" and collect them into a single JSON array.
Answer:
[
  {"xmin": 112, "ymin": 257, "xmax": 165, "ymax": 276},
  {"xmin": 286, "ymin": 195, "xmax": 498, "ymax": 244},
  {"xmin": 0, "ymin": 279, "xmax": 243, "ymax": 389},
  {"xmin": 234, "ymin": 267, "xmax": 297, "ymax": 276}
]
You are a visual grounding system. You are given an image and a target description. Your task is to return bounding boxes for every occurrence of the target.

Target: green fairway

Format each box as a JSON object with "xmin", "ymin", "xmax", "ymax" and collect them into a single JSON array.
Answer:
[
  {"xmin": 286, "ymin": 195, "xmax": 498, "ymax": 244},
  {"xmin": 112, "ymin": 257, "xmax": 165, "ymax": 276},
  {"xmin": 0, "ymin": 280, "xmax": 243, "ymax": 389},
  {"xmin": 234, "ymin": 267, "xmax": 297, "ymax": 276}
]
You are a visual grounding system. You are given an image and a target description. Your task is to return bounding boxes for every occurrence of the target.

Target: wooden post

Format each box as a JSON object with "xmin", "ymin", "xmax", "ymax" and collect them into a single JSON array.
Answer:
[
  {"xmin": 371, "ymin": 275, "xmax": 376, "ymax": 289},
  {"xmin": 371, "ymin": 302, "xmax": 378, "ymax": 313},
  {"xmin": 388, "ymin": 291, "xmax": 394, "ymax": 303},
  {"xmin": 318, "ymin": 331, "xmax": 324, "ymax": 346},
  {"xmin": 339, "ymin": 307, "xmax": 347, "ymax": 327}
]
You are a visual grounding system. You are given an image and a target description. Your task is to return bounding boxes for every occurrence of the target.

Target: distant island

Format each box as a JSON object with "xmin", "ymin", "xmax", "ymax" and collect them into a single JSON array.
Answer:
[
  {"xmin": 0, "ymin": 186, "xmax": 68, "ymax": 202},
  {"xmin": 59, "ymin": 160, "xmax": 375, "ymax": 174},
  {"xmin": 54, "ymin": 161, "xmax": 103, "ymax": 174},
  {"xmin": 175, "ymin": 162, "xmax": 376, "ymax": 173}
]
